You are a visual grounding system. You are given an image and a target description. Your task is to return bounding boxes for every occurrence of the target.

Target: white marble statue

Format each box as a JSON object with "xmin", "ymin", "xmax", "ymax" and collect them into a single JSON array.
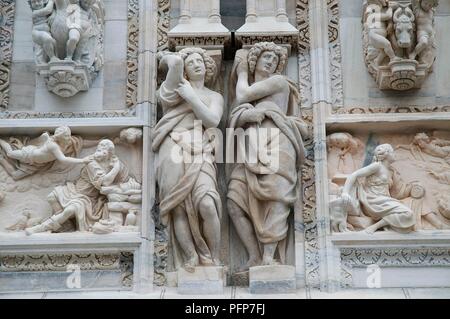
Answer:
[
  {"xmin": 28, "ymin": 0, "xmax": 105, "ymax": 97},
  {"xmin": 152, "ymin": 48, "xmax": 224, "ymax": 272},
  {"xmin": 226, "ymin": 42, "xmax": 308, "ymax": 269},
  {"xmin": 362, "ymin": 0, "xmax": 438, "ymax": 90},
  {"xmin": 25, "ymin": 139, "xmax": 131, "ymax": 234},
  {"xmin": 0, "ymin": 126, "xmax": 96, "ymax": 180},
  {"xmin": 411, "ymin": 0, "xmax": 438, "ymax": 66},
  {"xmin": 364, "ymin": 0, "xmax": 398, "ymax": 67},
  {"xmin": 339, "ymin": 144, "xmax": 417, "ymax": 234}
]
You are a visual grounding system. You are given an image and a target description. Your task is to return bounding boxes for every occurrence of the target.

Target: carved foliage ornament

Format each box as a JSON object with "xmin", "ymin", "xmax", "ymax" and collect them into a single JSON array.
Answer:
[
  {"xmin": 0, "ymin": 0, "xmax": 15, "ymax": 109},
  {"xmin": 28, "ymin": 0, "xmax": 106, "ymax": 97},
  {"xmin": 362, "ymin": 0, "xmax": 438, "ymax": 91}
]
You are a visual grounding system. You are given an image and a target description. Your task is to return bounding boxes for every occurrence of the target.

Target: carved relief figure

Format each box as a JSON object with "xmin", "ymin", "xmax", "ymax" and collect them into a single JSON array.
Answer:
[
  {"xmin": 25, "ymin": 139, "xmax": 130, "ymax": 234},
  {"xmin": 340, "ymin": 144, "xmax": 416, "ymax": 234},
  {"xmin": 327, "ymin": 132, "xmax": 363, "ymax": 181},
  {"xmin": 153, "ymin": 48, "xmax": 224, "ymax": 271},
  {"xmin": 364, "ymin": 0, "xmax": 397, "ymax": 67},
  {"xmin": 28, "ymin": 0, "xmax": 105, "ymax": 97},
  {"xmin": 0, "ymin": 126, "xmax": 94, "ymax": 181},
  {"xmin": 227, "ymin": 42, "xmax": 308, "ymax": 268},
  {"xmin": 28, "ymin": 0, "xmax": 57, "ymax": 63},
  {"xmin": 411, "ymin": 0, "xmax": 438, "ymax": 66},
  {"xmin": 362, "ymin": 0, "xmax": 439, "ymax": 90}
]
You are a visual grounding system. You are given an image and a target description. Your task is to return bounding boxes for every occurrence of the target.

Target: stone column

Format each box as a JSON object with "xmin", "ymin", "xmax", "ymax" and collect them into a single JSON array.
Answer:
[
  {"xmin": 276, "ymin": 0, "xmax": 288, "ymax": 22},
  {"xmin": 246, "ymin": 0, "xmax": 257, "ymax": 22},
  {"xmin": 309, "ymin": 0, "xmax": 339, "ymax": 293},
  {"xmin": 179, "ymin": 0, "xmax": 191, "ymax": 23},
  {"xmin": 209, "ymin": 0, "xmax": 221, "ymax": 23}
]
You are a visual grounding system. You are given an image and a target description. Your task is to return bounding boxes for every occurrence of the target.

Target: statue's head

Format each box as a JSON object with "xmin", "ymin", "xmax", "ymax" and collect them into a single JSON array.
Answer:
[
  {"xmin": 94, "ymin": 139, "xmax": 115, "ymax": 162},
  {"xmin": 120, "ymin": 128, "xmax": 143, "ymax": 144},
  {"xmin": 54, "ymin": 126, "xmax": 72, "ymax": 143},
  {"xmin": 248, "ymin": 42, "xmax": 288, "ymax": 76},
  {"xmin": 420, "ymin": 0, "xmax": 438, "ymax": 11},
  {"xmin": 178, "ymin": 48, "xmax": 216, "ymax": 85},
  {"xmin": 373, "ymin": 144, "xmax": 395, "ymax": 163},
  {"xmin": 28, "ymin": 0, "xmax": 46, "ymax": 10},
  {"xmin": 80, "ymin": 0, "xmax": 94, "ymax": 9},
  {"xmin": 413, "ymin": 132, "xmax": 431, "ymax": 146}
]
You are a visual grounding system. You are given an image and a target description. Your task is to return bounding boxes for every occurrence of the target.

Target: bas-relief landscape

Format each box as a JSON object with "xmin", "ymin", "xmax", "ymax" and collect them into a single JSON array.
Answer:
[
  {"xmin": 328, "ymin": 130, "xmax": 450, "ymax": 233},
  {"xmin": 0, "ymin": 127, "xmax": 143, "ymax": 235}
]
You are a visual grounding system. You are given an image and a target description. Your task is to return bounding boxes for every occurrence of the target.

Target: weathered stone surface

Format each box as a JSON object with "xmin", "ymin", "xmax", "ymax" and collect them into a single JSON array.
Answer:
[
  {"xmin": 177, "ymin": 266, "xmax": 224, "ymax": 295},
  {"xmin": 249, "ymin": 265, "xmax": 296, "ymax": 294}
]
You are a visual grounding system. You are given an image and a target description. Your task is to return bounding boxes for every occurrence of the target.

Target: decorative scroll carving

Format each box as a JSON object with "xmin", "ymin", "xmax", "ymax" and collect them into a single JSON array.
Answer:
[
  {"xmin": 157, "ymin": 0, "xmax": 170, "ymax": 51},
  {"xmin": 0, "ymin": 0, "xmax": 15, "ymax": 110},
  {"xmin": 0, "ymin": 252, "xmax": 133, "ymax": 287},
  {"xmin": 0, "ymin": 109, "xmax": 136, "ymax": 119},
  {"xmin": 333, "ymin": 104, "xmax": 450, "ymax": 114},
  {"xmin": 126, "ymin": 0, "xmax": 139, "ymax": 108},
  {"xmin": 362, "ymin": 0, "xmax": 438, "ymax": 91},
  {"xmin": 297, "ymin": 0, "xmax": 312, "ymax": 108},
  {"xmin": 28, "ymin": 0, "xmax": 106, "ymax": 98},
  {"xmin": 340, "ymin": 247, "xmax": 450, "ymax": 286},
  {"xmin": 328, "ymin": 0, "xmax": 343, "ymax": 108}
]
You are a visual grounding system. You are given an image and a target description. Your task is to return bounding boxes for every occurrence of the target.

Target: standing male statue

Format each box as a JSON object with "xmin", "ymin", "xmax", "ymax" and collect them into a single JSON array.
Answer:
[{"xmin": 227, "ymin": 42, "xmax": 308, "ymax": 270}]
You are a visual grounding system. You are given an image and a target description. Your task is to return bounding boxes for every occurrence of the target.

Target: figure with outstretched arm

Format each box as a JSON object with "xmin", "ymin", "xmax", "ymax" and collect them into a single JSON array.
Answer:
[{"xmin": 0, "ymin": 126, "xmax": 92, "ymax": 180}]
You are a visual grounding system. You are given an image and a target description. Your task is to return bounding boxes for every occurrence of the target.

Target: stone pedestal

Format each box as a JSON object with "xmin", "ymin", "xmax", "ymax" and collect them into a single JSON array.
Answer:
[
  {"xmin": 177, "ymin": 266, "xmax": 224, "ymax": 295},
  {"xmin": 37, "ymin": 61, "xmax": 93, "ymax": 98},
  {"xmin": 249, "ymin": 265, "xmax": 296, "ymax": 294}
]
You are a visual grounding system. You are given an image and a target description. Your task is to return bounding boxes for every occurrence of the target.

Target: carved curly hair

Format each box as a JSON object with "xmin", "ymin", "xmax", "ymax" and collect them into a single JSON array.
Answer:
[
  {"xmin": 178, "ymin": 47, "xmax": 217, "ymax": 85},
  {"xmin": 247, "ymin": 42, "xmax": 288, "ymax": 75},
  {"xmin": 372, "ymin": 144, "xmax": 394, "ymax": 162}
]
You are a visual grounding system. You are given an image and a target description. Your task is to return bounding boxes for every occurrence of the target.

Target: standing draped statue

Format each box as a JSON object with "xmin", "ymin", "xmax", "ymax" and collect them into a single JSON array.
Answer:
[
  {"xmin": 226, "ymin": 42, "xmax": 308, "ymax": 270},
  {"xmin": 152, "ymin": 48, "xmax": 224, "ymax": 272}
]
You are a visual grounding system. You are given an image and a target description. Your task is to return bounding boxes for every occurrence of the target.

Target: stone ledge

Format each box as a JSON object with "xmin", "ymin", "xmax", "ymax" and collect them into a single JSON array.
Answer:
[
  {"xmin": 331, "ymin": 230, "xmax": 450, "ymax": 247},
  {"xmin": 0, "ymin": 232, "xmax": 143, "ymax": 252}
]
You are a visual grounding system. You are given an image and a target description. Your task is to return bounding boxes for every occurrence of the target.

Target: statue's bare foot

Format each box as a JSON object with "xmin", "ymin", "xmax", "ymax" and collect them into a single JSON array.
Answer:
[
  {"xmin": 359, "ymin": 226, "xmax": 377, "ymax": 235},
  {"xmin": 262, "ymin": 256, "xmax": 277, "ymax": 266},
  {"xmin": 183, "ymin": 256, "xmax": 199, "ymax": 273},
  {"xmin": 49, "ymin": 57, "xmax": 60, "ymax": 63}
]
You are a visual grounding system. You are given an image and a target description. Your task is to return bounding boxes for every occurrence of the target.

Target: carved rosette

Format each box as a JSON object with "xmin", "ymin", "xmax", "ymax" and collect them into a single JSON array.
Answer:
[{"xmin": 362, "ymin": 0, "xmax": 437, "ymax": 91}]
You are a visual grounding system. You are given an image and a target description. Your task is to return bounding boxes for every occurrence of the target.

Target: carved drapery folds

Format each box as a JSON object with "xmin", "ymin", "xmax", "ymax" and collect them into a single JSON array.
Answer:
[
  {"xmin": 0, "ymin": 0, "xmax": 15, "ymax": 110},
  {"xmin": 362, "ymin": 0, "xmax": 438, "ymax": 91},
  {"xmin": 0, "ymin": 127, "xmax": 143, "ymax": 235},
  {"xmin": 28, "ymin": 0, "xmax": 106, "ymax": 97},
  {"xmin": 328, "ymin": 132, "xmax": 450, "ymax": 234}
]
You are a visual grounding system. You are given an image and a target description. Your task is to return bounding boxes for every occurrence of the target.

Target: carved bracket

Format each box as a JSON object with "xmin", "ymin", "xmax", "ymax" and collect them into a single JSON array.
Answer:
[{"xmin": 362, "ymin": 0, "xmax": 438, "ymax": 91}]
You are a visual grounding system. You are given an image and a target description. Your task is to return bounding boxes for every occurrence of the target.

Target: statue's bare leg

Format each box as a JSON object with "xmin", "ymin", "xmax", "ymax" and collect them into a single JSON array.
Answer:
[
  {"xmin": 0, "ymin": 139, "xmax": 12, "ymax": 153},
  {"xmin": 66, "ymin": 29, "xmax": 81, "ymax": 61},
  {"xmin": 172, "ymin": 206, "xmax": 199, "ymax": 272},
  {"xmin": 363, "ymin": 219, "xmax": 389, "ymax": 234},
  {"xmin": 0, "ymin": 156, "xmax": 30, "ymax": 180},
  {"xmin": 262, "ymin": 243, "xmax": 278, "ymax": 265},
  {"xmin": 227, "ymin": 199, "xmax": 262, "ymax": 270},
  {"xmin": 370, "ymin": 32, "xmax": 398, "ymax": 62},
  {"xmin": 25, "ymin": 205, "xmax": 76, "ymax": 235},
  {"xmin": 198, "ymin": 195, "xmax": 221, "ymax": 265}
]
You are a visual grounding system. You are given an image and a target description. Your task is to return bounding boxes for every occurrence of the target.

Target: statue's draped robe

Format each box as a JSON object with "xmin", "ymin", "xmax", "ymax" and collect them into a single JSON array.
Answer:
[
  {"xmin": 0, "ymin": 135, "xmax": 83, "ymax": 177},
  {"xmin": 226, "ymin": 78, "xmax": 307, "ymax": 263},
  {"xmin": 354, "ymin": 169, "xmax": 416, "ymax": 233},
  {"xmin": 51, "ymin": 158, "xmax": 129, "ymax": 230},
  {"xmin": 152, "ymin": 82, "xmax": 222, "ymax": 270}
]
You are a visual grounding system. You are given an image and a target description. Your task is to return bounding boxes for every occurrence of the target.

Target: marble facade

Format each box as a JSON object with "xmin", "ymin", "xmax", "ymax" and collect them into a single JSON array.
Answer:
[{"xmin": 0, "ymin": 0, "xmax": 449, "ymax": 295}]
